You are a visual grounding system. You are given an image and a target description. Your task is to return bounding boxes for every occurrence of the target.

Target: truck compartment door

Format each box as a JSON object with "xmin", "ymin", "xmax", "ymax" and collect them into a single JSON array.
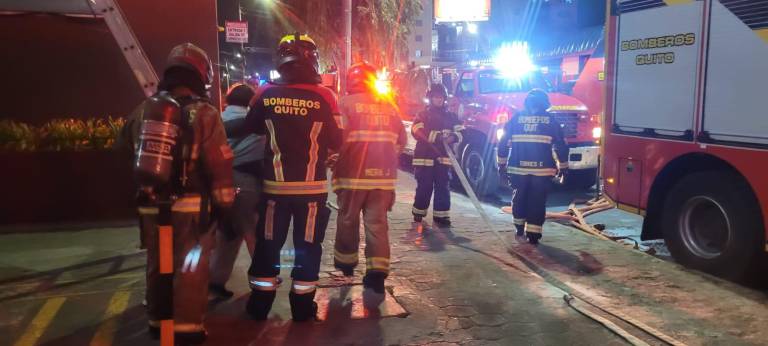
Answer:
[
  {"xmin": 617, "ymin": 158, "xmax": 643, "ymax": 212},
  {"xmin": 612, "ymin": 1, "xmax": 704, "ymax": 139},
  {"xmin": 702, "ymin": 1, "xmax": 768, "ymax": 146}
]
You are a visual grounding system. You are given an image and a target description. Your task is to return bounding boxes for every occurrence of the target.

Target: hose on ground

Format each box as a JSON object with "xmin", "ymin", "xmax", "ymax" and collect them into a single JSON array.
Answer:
[{"xmin": 444, "ymin": 143, "xmax": 683, "ymax": 345}]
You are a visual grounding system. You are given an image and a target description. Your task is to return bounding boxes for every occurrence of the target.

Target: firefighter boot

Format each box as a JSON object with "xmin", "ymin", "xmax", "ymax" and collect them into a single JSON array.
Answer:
[
  {"xmin": 515, "ymin": 224, "xmax": 525, "ymax": 237},
  {"xmin": 289, "ymin": 291, "xmax": 318, "ymax": 322},
  {"xmin": 433, "ymin": 217, "xmax": 451, "ymax": 227},
  {"xmin": 526, "ymin": 232, "xmax": 542, "ymax": 245},
  {"xmin": 334, "ymin": 263, "xmax": 355, "ymax": 277},
  {"xmin": 246, "ymin": 290, "xmax": 276, "ymax": 320},
  {"xmin": 363, "ymin": 271, "xmax": 387, "ymax": 294}
]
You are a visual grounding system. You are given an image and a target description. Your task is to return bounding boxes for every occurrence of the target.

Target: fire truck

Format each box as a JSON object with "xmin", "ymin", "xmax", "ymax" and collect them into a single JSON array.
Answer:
[
  {"xmin": 401, "ymin": 63, "xmax": 602, "ymax": 196},
  {"xmin": 604, "ymin": 0, "xmax": 768, "ymax": 279}
]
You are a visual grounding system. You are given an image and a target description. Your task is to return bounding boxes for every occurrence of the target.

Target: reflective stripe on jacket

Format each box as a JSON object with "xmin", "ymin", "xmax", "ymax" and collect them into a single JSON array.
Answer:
[
  {"xmin": 411, "ymin": 106, "xmax": 464, "ymax": 165},
  {"xmin": 497, "ymin": 111, "xmax": 568, "ymax": 177},
  {"xmin": 123, "ymin": 89, "xmax": 235, "ymax": 207},
  {"xmin": 245, "ymin": 83, "xmax": 342, "ymax": 196}
]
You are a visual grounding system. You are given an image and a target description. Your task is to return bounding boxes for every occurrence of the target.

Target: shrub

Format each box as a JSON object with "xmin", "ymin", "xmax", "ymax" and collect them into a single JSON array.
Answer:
[
  {"xmin": 0, "ymin": 120, "xmax": 38, "ymax": 151},
  {"xmin": 0, "ymin": 117, "xmax": 126, "ymax": 152}
]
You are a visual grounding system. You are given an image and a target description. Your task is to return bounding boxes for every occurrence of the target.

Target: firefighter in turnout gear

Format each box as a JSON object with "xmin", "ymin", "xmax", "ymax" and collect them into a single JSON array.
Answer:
[
  {"xmin": 118, "ymin": 43, "xmax": 235, "ymax": 343},
  {"xmin": 411, "ymin": 83, "xmax": 465, "ymax": 227},
  {"xmin": 497, "ymin": 89, "xmax": 568, "ymax": 244},
  {"xmin": 332, "ymin": 62, "xmax": 407, "ymax": 293},
  {"xmin": 242, "ymin": 33, "xmax": 342, "ymax": 322}
]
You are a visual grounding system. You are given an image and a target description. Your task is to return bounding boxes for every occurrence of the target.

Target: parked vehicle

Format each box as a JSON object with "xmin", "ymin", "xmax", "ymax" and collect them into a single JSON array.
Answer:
[
  {"xmin": 403, "ymin": 64, "xmax": 601, "ymax": 196},
  {"xmin": 603, "ymin": 0, "xmax": 768, "ymax": 280}
]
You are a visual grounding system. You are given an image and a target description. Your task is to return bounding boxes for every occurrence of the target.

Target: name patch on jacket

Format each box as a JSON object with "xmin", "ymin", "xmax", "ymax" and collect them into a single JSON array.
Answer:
[
  {"xmin": 354, "ymin": 103, "xmax": 393, "ymax": 126},
  {"xmin": 517, "ymin": 115, "xmax": 550, "ymax": 132},
  {"xmin": 263, "ymin": 97, "xmax": 322, "ymax": 116}
]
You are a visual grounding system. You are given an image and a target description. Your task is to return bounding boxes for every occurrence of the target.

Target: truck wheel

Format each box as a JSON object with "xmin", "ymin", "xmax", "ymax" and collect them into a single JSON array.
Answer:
[
  {"xmin": 565, "ymin": 169, "xmax": 597, "ymax": 190},
  {"xmin": 661, "ymin": 171, "xmax": 764, "ymax": 281},
  {"xmin": 449, "ymin": 143, "xmax": 467, "ymax": 190},
  {"xmin": 459, "ymin": 141, "xmax": 499, "ymax": 197}
]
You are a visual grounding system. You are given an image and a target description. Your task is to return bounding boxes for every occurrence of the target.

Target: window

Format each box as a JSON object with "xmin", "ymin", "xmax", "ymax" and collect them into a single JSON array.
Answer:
[
  {"xmin": 415, "ymin": 19, "xmax": 423, "ymax": 27},
  {"xmin": 456, "ymin": 72, "xmax": 475, "ymax": 97},
  {"xmin": 415, "ymin": 50, "xmax": 422, "ymax": 57},
  {"xmin": 477, "ymin": 70, "xmax": 550, "ymax": 94},
  {"xmin": 415, "ymin": 34, "xmax": 423, "ymax": 42}
]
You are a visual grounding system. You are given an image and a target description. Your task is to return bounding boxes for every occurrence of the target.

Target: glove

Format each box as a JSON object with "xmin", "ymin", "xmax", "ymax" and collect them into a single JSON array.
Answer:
[
  {"xmin": 213, "ymin": 206, "xmax": 237, "ymax": 241},
  {"xmin": 553, "ymin": 168, "xmax": 568, "ymax": 185},
  {"xmin": 498, "ymin": 165, "xmax": 509, "ymax": 186}
]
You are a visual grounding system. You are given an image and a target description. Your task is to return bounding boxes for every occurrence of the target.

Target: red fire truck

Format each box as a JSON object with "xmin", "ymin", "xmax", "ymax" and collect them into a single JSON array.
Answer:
[
  {"xmin": 445, "ymin": 66, "xmax": 602, "ymax": 195},
  {"xmin": 401, "ymin": 63, "xmax": 602, "ymax": 196},
  {"xmin": 604, "ymin": 0, "xmax": 768, "ymax": 279}
]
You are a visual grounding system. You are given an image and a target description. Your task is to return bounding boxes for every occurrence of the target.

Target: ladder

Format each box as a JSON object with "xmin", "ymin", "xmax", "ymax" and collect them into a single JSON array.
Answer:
[{"xmin": 87, "ymin": 0, "xmax": 159, "ymax": 97}]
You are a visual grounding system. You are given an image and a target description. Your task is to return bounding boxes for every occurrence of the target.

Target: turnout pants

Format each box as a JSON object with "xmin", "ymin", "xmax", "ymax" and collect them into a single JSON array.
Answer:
[
  {"xmin": 139, "ymin": 195, "xmax": 214, "ymax": 333},
  {"xmin": 509, "ymin": 174, "xmax": 551, "ymax": 235},
  {"xmin": 209, "ymin": 169, "xmax": 260, "ymax": 286},
  {"xmin": 412, "ymin": 165, "xmax": 451, "ymax": 219},
  {"xmin": 248, "ymin": 194, "xmax": 331, "ymax": 295},
  {"xmin": 334, "ymin": 189, "xmax": 395, "ymax": 275}
]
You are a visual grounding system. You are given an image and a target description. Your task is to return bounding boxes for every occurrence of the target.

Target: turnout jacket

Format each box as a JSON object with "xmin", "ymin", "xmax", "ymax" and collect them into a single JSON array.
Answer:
[
  {"xmin": 497, "ymin": 110, "xmax": 568, "ymax": 176},
  {"xmin": 411, "ymin": 106, "xmax": 465, "ymax": 166},
  {"xmin": 244, "ymin": 82, "xmax": 343, "ymax": 196},
  {"xmin": 117, "ymin": 88, "xmax": 235, "ymax": 208},
  {"xmin": 333, "ymin": 92, "xmax": 407, "ymax": 191}
]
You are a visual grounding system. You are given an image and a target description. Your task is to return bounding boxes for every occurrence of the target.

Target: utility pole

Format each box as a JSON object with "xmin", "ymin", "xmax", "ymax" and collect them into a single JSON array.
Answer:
[
  {"xmin": 238, "ymin": 3, "xmax": 247, "ymax": 81},
  {"xmin": 342, "ymin": 0, "xmax": 352, "ymax": 95}
]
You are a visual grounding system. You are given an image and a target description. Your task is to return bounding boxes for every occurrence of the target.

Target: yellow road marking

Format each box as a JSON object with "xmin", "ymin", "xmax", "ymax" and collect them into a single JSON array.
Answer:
[
  {"xmin": 89, "ymin": 291, "xmax": 132, "ymax": 346},
  {"xmin": 756, "ymin": 29, "xmax": 768, "ymax": 44},
  {"xmin": 10, "ymin": 288, "xmax": 142, "ymax": 303},
  {"xmin": 13, "ymin": 297, "xmax": 66, "ymax": 346}
]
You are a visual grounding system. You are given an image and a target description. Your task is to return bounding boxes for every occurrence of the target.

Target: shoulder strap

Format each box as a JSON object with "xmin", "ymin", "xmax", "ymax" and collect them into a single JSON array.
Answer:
[{"xmin": 173, "ymin": 96, "xmax": 213, "ymax": 233}]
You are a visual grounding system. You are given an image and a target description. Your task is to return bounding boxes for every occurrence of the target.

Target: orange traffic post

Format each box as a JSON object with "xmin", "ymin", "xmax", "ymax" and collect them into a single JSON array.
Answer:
[{"xmin": 157, "ymin": 201, "xmax": 174, "ymax": 346}]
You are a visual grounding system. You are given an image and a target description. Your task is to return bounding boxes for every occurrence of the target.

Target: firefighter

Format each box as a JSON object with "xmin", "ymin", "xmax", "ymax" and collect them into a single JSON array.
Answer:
[
  {"xmin": 241, "ymin": 33, "xmax": 342, "ymax": 321},
  {"xmin": 118, "ymin": 43, "xmax": 235, "ymax": 343},
  {"xmin": 497, "ymin": 89, "xmax": 568, "ymax": 245},
  {"xmin": 332, "ymin": 62, "xmax": 407, "ymax": 293},
  {"xmin": 411, "ymin": 83, "xmax": 464, "ymax": 226}
]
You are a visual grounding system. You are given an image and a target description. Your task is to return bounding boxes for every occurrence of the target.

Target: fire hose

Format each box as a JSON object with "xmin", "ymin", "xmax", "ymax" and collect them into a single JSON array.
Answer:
[{"xmin": 442, "ymin": 142, "xmax": 683, "ymax": 346}]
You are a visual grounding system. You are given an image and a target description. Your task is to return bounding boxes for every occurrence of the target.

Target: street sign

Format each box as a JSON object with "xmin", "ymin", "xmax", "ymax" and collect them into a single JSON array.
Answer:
[{"xmin": 225, "ymin": 21, "xmax": 248, "ymax": 43}]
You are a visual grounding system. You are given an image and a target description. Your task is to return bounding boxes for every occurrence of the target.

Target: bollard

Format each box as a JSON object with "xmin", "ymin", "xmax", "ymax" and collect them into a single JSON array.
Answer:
[{"xmin": 157, "ymin": 199, "xmax": 174, "ymax": 346}]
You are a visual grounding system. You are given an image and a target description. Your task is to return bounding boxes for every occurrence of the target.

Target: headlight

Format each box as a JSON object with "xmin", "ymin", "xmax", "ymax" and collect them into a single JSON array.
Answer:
[
  {"xmin": 592, "ymin": 127, "xmax": 602, "ymax": 139},
  {"xmin": 496, "ymin": 128, "xmax": 505, "ymax": 141}
]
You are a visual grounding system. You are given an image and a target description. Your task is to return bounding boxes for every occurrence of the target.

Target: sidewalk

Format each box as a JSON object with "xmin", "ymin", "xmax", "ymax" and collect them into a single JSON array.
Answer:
[{"xmin": 1, "ymin": 173, "xmax": 767, "ymax": 345}]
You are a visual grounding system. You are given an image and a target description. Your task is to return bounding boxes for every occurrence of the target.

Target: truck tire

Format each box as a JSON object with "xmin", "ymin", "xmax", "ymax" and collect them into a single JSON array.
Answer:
[
  {"xmin": 565, "ymin": 169, "xmax": 597, "ymax": 190},
  {"xmin": 458, "ymin": 140, "xmax": 499, "ymax": 197},
  {"xmin": 661, "ymin": 171, "xmax": 764, "ymax": 281}
]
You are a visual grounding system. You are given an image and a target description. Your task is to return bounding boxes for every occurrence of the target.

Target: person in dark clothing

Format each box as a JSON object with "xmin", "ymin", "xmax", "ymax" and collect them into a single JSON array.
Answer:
[
  {"xmin": 497, "ymin": 89, "xmax": 569, "ymax": 244},
  {"xmin": 411, "ymin": 83, "xmax": 465, "ymax": 227},
  {"xmin": 241, "ymin": 33, "xmax": 342, "ymax": 322},
  {"xmin": 117, "ymin": 43, "xmax": 234, "ymax": 343},
  {"xmin": 208, "ymin": 83, "xmax": 264, "ymax": 298}
]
